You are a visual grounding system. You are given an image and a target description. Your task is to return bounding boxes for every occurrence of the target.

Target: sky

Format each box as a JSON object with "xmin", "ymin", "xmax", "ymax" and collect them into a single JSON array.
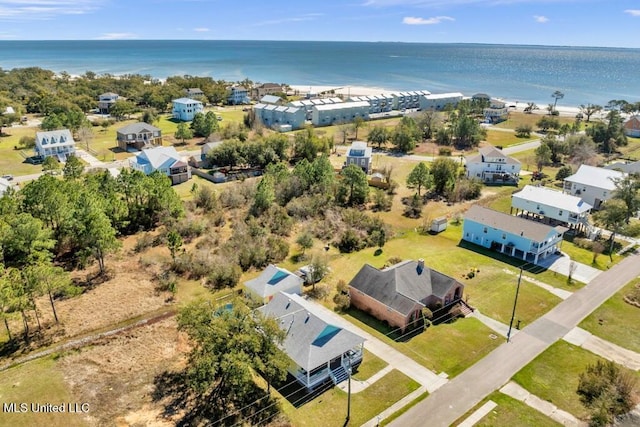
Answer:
[{"xmin": 0, "ymin": 0, "xmax": 639, "ymax": 48}]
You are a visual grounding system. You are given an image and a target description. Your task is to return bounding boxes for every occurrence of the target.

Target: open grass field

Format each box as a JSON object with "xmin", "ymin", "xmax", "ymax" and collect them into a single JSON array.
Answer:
[
  {"xmin": 485, "ymin": 129, "xmax": 534, "ymax": 148},
  {"xmin": 512, "ymin": 340, "xmax": 640, "ymax": 421},
  {"xmin": 344, "ymin": 312, "xmax": 503, "ymax": 378},
  {"xmin": 280, "ymin": 369, "xmax": 420, "ymax": 427},
  {"xmin": 493, "ymin": 111, "xmax": 579, "ymax": 132},
  {"xmin": 0, "ymin": 126, "xmax": 44, "ymax": 176},
  {"xmin": 454, "ymin": 391, "xmax": 561, "ymax": 426},
  {"xmin": 0, "ymin": 357, "xmax": 88, "ymax": 427},
  {"xmin": 580, "ymin": 278, "xmax": 640, "ymax": 353}
]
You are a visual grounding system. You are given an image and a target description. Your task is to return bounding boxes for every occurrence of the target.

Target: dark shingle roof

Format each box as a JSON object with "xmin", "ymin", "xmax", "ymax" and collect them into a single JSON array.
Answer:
[
  {"xmin": 117, "ymin": 122, "xmax": 161, "ymax": 135},
  {"xmin": 349, "ymin": 261, "xmax": 463, "ymax": 316},
  {"xmin": 465, "ymin": 205, "xmax": 564, "ymax": 242}
]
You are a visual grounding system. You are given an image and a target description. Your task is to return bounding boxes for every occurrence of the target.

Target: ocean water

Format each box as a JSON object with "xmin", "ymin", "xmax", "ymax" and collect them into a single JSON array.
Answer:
[{"xmin": 1, "ymin": 40, "xmax": 639, "ymax": 107}]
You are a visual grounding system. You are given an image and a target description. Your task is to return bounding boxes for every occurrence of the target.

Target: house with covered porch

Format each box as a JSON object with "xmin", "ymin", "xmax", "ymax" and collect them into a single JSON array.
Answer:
[
  {"xmin": 258, "ymin": 292, "xmax": 365, "ymax": 390},
  {"xmin": 465, "ymin": 145, "xmax": 520, "ymax": 185},
  {"xmin": 511, "ymin": 185, "xmax": 592, "ymax": 233},
  {"xmin": 462, "ymin": 205, "xmax": 566, "ymax": 264}
]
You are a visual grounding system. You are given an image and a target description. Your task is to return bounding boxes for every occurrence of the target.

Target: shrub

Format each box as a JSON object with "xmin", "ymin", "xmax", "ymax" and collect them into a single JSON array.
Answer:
[
  {"xmin": 386, "ymin": 256, "xmax": 403, "ymax": 266},
  {"xmin": 206, "ymin": 262, "xmax": 241, "ymax": 289},
  {"xmin": 156, "ymin": 270, "xmax": 178, "ymax": 294},
  {"xmin": 333, "ymin": 293, "xmax": 350, "ymax": 311},
  {"xmin": 438, "ymin": 147, "xmax": 452, "ymax": 156},
  {"xmin": 172, "ymin": 250, "xmax": 214, "ymax": 279},
  {"xmin": 515, "ymin": 124, "xmax": 532, "ymax": 138},
  {"xmin": 556, "ymin": 165, "xmax": 573, "ymax": 181},
  {"xmin": 336, "ymin": 229, "xmax": 365, "ymax": 253},
  {"xmin": 194, "ymin": 185, "xmax": 217, "ymax": 210},
  {"xmin": 134, "ymin": 233, "xmax": 155, "ymax": 253},
  {"xmin": 174, "ymin": 217, "xmax": 207, "ymax": 241}
]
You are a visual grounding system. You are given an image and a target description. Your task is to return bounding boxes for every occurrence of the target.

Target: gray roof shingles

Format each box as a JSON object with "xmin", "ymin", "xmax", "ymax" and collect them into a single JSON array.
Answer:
[
  {"xmin": 258, "ymin": 293, "xmax": 365, "ymax": 372},
  {"xmin": 465, "ymin": 205, "xmax": 564, "ymax": 242},
  {"xmin": 349, "ymin": 261, "xmax": 463, "ymax": 316}
]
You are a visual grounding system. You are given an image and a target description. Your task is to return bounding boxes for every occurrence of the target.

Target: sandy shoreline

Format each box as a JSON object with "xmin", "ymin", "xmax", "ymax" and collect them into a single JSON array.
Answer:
[{"xmin": 288, "ymin": 84, "xmax": 584, "ymax": 117}]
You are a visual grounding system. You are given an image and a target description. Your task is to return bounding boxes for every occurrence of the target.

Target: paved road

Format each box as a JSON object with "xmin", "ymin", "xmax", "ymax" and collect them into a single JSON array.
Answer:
[
  {"xmin": 501, "ymin": 139, "xmax": 541, "ymax": 155},
  {"xmin": 389, "ymin": 250, "xmax": 640, "ymax": 427}
]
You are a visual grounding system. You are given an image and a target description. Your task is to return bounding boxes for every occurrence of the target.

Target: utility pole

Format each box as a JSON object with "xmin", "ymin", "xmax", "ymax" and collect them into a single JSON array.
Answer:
[
  {"xmin": 507, "ymin": 267, "xmax": 523, "ymax": 343},
  {"xmin": 346, "ymin": 355, "xmax": 352, "ymax": 424}
]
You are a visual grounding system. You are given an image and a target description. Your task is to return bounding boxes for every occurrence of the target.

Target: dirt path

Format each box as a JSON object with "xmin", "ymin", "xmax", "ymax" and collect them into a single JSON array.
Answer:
[{"xmin": 0, "ymin": 309, "xmax": 176, "ymax": 372}]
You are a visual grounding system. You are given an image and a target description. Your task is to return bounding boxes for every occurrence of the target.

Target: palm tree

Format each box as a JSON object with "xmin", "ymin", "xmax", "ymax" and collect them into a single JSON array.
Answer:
[
  {"xmin": 524, "ymin": 102, "xmax": 538, "ymax": 114},
  {"xmin": 551, "ymin": 90, "xmax": 564, "ymax": 112}
]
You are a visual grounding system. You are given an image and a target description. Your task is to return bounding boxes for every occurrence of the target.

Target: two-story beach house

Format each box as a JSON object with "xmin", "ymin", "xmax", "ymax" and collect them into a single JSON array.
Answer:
[
  {"xmin": 483, "ymin": 99, "xmax": 509, "ymax": 123},
  {"xmin": 227, "ymin": 86, "xmax": 250, "ymax": 105},
  {"xmin": 129, "ymin": 146, "xmax": 191, "ymax": 185},
  {"xmin": 35, "ymin": 129, "xmax": 76, "ymax": 162},
  {"xmin": 184, "ymin": 88, "xmax": 205, "ymax": 99},
  {"xmin": 98, "ymin": 92, "xmax": 119, "ymax": 114},
  {"xmin": 258, "ymin": 292, "xmax": 366, "ymax": 390},
  {"xmin": 345, "ymin": 141, "xmax": 373, "ymax": 174},
  {"xmin": 311, "ymin": 101, "xmax": 370, "ymax": 127},
  {"xmin": 563, "ymin": 165, "xmax": 624, "ymax": 209},
  {"xmin": 624, "ymin": 116, "xmax": 640, "ymax": 138},
  {"xmin": 116, "ymin": 122, "xmax": 162, "ymax": 151},
  {"xmin": 511, "ymin": 185, "xmax": 592, "ymax": 233},
  {"xmin": 462, "ymin": 205, "xmax": 566, "ymax": 264},
  {"xmin": 172, "ymin": 98, "xmax": 204, "ymax": 122},
  {"xmin": 465, "ymin": 145, "xmax": 521, "ymax": 185},
  {"xmin": 251, "ymin": 83, "xmax": 284, "ymax": 100},
  {"xmin": 349, "ymin": 259, "xmax": 464, "ymax": 333}
]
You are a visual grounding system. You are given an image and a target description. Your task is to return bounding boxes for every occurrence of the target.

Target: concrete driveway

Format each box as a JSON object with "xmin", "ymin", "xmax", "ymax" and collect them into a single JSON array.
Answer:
[{"xmin": 536, "ymin": 252, "xmax": 601, "ymax": 284}]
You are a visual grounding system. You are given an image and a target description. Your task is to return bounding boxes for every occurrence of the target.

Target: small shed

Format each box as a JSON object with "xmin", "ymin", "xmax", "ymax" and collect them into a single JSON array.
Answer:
[{"xmin": 430, "ymin": 217, "xmax": 448, "ymax": 233}]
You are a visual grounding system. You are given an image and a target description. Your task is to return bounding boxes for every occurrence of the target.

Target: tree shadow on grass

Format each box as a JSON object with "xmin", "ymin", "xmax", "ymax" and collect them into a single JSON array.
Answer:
[
  {"xmin": 152, "ymin": 370, "xmax": 281, "ymax": 426},
  {"xmin": 275, "ymin": 374, "xmax": 333, "ymax": 409}
]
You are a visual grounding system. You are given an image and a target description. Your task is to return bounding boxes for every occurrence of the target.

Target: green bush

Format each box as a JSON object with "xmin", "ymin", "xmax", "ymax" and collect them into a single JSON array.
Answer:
[
  {"xmin": 438, "ymin": 147, "xmax": 452, "ymax": 156},
  {"xmin": 206, "ymin": 262, "xmax": 241, "ymax": 289}
]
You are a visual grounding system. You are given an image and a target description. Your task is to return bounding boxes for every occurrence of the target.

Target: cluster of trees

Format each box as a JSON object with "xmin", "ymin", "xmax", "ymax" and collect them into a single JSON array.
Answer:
[
  {"xmin": 173, "ymin": 299, "xmax": 287, "ymax": 425},
  {"xmin": 0, "ymin": 67, "xmax": 259, "ymax": 131},
  {"xmin": 207, "ymin": 133, "xmax": 290, "ymax": 169},
  {"xmin": 0, "ymin": 168, "xmax": 184, "ymax": 340},
  {"xmin": 405, "ymin": 159, "xmax": 481, "ymax": 207}
]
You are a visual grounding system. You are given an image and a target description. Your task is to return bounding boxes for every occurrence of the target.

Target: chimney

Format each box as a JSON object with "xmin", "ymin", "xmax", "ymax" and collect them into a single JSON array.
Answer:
[{"xmin": 417, "ymin": 258, "xmax": 425, "ymax": 273}]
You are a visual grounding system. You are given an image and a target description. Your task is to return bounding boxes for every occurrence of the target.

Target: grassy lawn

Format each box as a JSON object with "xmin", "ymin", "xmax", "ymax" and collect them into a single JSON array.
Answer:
[
  {"xmin": 0, "ymin": 357, "xmax": 87, "ymax": 427},
  {"xmin": 493, "ymin": 112, "xmax": 577, "ymax": 132},
  {"xmin": 580, "ymin": 278, "xmax": 640, "ymax": 353},
  {"xmin": 330, "ymin": 224, "xmax": 564, "ymax": 326},
  {"xmin": 485, "ymin": 129, "xmax": 533, "ymax": 148},
  {"xmin": 280, "ymin": 369, "xmax": 419, "ymax": 427},
  {"xmin": 344, "ymin": 311, "xmax": 502, "ymax": 377},
  {"xmin": 352, "ymin": 349, "xmax": 388, "ymax": 382},
  {"xmin": 453, "ymin": 391, "xmax": 561, "ymax": 426},
  {"xmin": 560, "ymin": 239, "xmax": 619, "ymax": 271},
  {"xmin": 512, "ymin": 341, "xmax": 640, "ymax": 420},
  {"xmin": 0, "ymin": 126, "xmax": 44, "ymax": 176}
]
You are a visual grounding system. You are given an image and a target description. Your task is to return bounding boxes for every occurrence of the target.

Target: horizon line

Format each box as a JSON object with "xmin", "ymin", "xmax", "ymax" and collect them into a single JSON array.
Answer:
[{"xmin": 0, "ymin": 39, "xmax": 637, "ymax": 50}]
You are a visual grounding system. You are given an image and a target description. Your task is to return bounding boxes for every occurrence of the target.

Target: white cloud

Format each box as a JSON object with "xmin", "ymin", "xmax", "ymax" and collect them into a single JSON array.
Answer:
[
  {"xmin": 403, "ymin": 15, "xmax": 454, "ymax": 25},
  {"xmin": 624, "ymin": 9, "xmax": 640, "ymax": 17},
  {"xmin": 252, "ymin": 13, "xmax": 324, "ymax": 27},
  {"xmin": 95, "ymin": 32, "xmax": 138, "ymax": 40},
  {"xmin": 534, "ymin": 15, "xmax": 549, "ymax": 23},
  {"xmin": 193, "ymin": 27, "xmax": 210, "ymax": 32},
  {"xmin": 0, "ymin": 0, "xmax": 103, "ymax": 21}
]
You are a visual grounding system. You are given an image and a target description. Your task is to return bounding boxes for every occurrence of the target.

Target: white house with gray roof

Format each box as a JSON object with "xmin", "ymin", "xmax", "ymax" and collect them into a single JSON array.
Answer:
[
  {"xmin": 258, "ymin": 292, "xmax": 365, "ymax": 389},
  {"xmin": 311, "ymin": 101, "xmax": 370, "ymax": 126},
  {"xmin": 172, "ymin": 97, "xmax": 204, "ymax": 121},
  {"xmin": 345, "ymin": 141, "xmax": 373, "ymax": 173},
  {"xmin": 462, "ymin": 205, "xmax": 566, "ymax": 264},
  {"xmin": 511, "ymin": 185, "xmax": 592, "ymax": 231},
  {"xmin": 563, "ymin": 165, "xmax": 625, "ymax": 209},
  {"xmin": 244, "ymin": 264, "xmax": 304, "ymax": 305},
  {"xmin": 465, "ymin": 145, "xmax": 520, "ymax": 185},
  {"xmin": 35, "ymin": 129, "xmax": 76, "ymax": 162},
  {"xmin": 116, "ymin": 122, "xmax": 162, "ymax": 151},
  {"xmin": 129, "ymin": 146, "xmax": 190, "ymax": 185}
]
